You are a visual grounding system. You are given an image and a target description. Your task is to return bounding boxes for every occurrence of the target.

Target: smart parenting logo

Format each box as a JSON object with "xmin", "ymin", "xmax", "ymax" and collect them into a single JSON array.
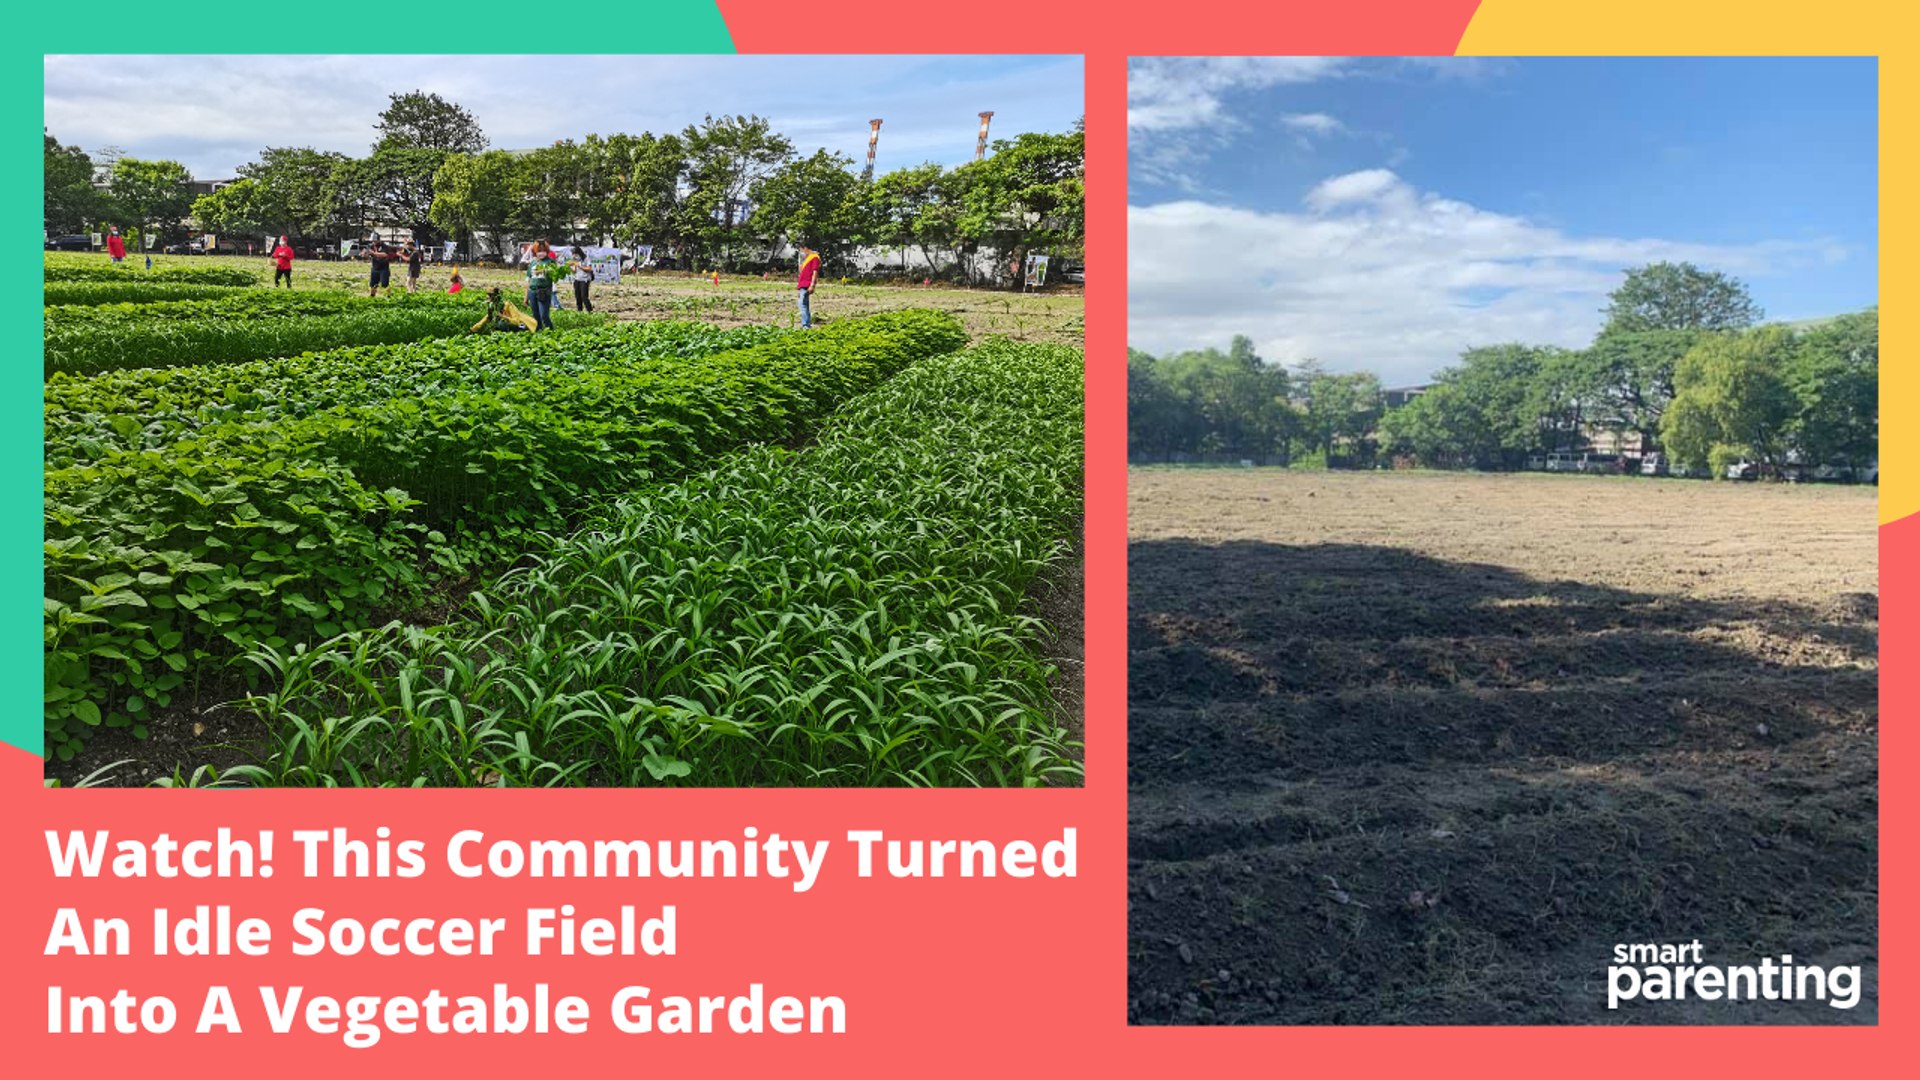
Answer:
[{"xmin": 1607, "ymin": 940, "xmax": 1861, "ymax": 1010}]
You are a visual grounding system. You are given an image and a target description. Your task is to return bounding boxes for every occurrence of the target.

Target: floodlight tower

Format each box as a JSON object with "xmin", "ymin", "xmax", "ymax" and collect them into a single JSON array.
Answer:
[
  {"xmin": 975, "ymin": 111, "xmax": 995, "ymax": 160},
  {"xmin": 862, "ymin": 119, "xmax": 884, "ymax": 182}
]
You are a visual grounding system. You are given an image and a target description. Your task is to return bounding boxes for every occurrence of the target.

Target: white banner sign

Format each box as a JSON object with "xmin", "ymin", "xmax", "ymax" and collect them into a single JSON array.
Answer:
[
  {"xmin": 584, "ymin": 246, "xmax": 623, "ymax": 285},
  {"xmin": 1024, "ymin": 254, "xmax": 1050, "ymax": 288}
]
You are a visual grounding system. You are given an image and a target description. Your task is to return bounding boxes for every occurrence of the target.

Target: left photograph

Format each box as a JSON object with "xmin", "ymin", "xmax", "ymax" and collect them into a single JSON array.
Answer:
[{"xmin": 43, "ymin": 54, "xmax": 1087, "ymax": 789}]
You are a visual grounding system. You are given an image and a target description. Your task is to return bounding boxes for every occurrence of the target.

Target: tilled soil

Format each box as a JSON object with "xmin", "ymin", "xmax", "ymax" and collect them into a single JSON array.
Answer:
[{"xmin": 1128, "ymin": 469, "xmax": 1878, "ymax": 1024}]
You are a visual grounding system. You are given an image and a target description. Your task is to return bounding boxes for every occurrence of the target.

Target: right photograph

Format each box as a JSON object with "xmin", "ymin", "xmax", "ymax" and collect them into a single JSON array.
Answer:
[{"xmin": 1127, "ymin": 57, "xmax": 1879, "ymax": 1024}]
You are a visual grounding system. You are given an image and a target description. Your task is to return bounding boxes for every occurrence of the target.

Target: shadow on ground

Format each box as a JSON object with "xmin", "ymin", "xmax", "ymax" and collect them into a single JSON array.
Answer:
[{"xmin": 1128, "ymin": 539, "xmax": 1878, "ymax": 1025}]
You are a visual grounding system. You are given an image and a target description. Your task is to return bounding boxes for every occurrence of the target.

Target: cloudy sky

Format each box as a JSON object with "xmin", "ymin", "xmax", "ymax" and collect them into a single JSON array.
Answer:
[
  {"xmin": 45, "ymin": 54, "xmax": 1081, "ymax": 179},
  {"xmin": 1128, "ymin": 57, "xmax": 1878, "ymax": 386}
]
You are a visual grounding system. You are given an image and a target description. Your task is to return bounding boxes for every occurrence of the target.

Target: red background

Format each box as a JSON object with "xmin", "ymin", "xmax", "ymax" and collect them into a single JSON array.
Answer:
[{"xmin": 8, "ymin": 1, "xmax": 1907, "ymax": 1074}]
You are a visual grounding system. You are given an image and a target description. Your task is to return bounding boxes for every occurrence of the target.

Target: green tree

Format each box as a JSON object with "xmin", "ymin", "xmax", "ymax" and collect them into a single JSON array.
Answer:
[
  {"xmin": 751, "ymin": 149, "xmax": 867, "ymax": 263},
  {"xmin": 44, "ymin": 132, "xmax": 103, "ymax": 233},
  {"xmin": 508, "ymin": 140, "xmax": 595, "ymax": 242},
  {"xmin": 600, "ymin": 132, "xmax": 690, "ymax": 251},
  {"xmin": 190, "ymin": 178, "xmax": 267, "ymax": 239},
  {"xmin": 430, "ymin": 150, "xmax": 517, "ymax": 252},
  {"xmin": 1660, "ymin": 325, "xmax": 1798, "ymax": 476},
  {"xmin": 957, "ymin": 129, "xmax": 1085, "ymax": 285},
  {"xmin": 1787, "ymin": 308, "xmax": 1878, "ymax": 476},
  {"xmin": 1583, "ymin": 326, "xmax": 1706, "ymax": 451},
  {"xmin": 238, "ymin": 147, "xmax": 354, "ymax": 238},
  {"xmin": 1378, "ymin": 381, "xmax": 1488, "ymax": 467},
  {"xmin": 1527, "ymin": 346, "xmax": 1605, "ymax": 455},
  {"xmin": 681, "ymin": 114, "xmax": 794, "ymax": 267},
  {"xmin": 1604, "ymin": 261, "xmax": 1762, "ymax": 333},
  {"xmin": 1375, "ymin": 345, "xmax": 1558, "ymax": 469},
  {"xmin": 337, "ymin": 144, "xmax": 446, "ymax": 243},
  {"xmin": 107, "ymin": 157, "xmax": 193, "ymax": 241},
  {"xmin": 374, "ymin": 91, "xmax": 487, "ymax": 154},
  {"xmin": 1294, "ymin": 361, "xmax": 1381, "ymax": 465},
  {"xmin": 865, "ymin": 162, "xmax": 950, "ymax": 274}
]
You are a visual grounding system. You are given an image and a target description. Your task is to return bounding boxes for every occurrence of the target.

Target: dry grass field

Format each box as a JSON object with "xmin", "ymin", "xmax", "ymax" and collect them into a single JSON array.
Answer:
[
  {"xmin": 142, "ymin": 254, "xmax": 1085, "ymax": 344},
  {"xmin": 1128, "ymin": 469, "xmax": 1878, "ymax": 1024}
]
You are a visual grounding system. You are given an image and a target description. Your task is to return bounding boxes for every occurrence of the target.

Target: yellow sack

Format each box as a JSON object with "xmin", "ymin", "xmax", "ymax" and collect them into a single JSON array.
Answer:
[
  {"xmin": 468, "ymin": 295, "xmax": 541, "ymax": 333},
  {"xmin": 500, "ymin": 298, "xmax": 540, "ymax": 331}
]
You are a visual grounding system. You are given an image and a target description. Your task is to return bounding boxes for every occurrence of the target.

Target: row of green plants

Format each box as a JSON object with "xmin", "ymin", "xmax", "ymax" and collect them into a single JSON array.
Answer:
[
  {"xmin": 44, "ymin": 311, "xmax": 965, "ymax": 761},
  {"xmin": 44, "ymin": 258, "xmax": 259, "ymax": 287},
  {"xmin": 222, "ymin": 338, "xmax": 1085, "ymax": 788},
  {"xmin": 47, "ymin": 288, "xmax": 471, "ymax": 328},
  {"xmin": 44, "ymin": 281, "xmax": 259, "ymax": 307},
  {"xmin": 46, "ymin": 300, "xmax": 604, "ymax": 376},
  {"xmin": 48, "ymin": 321, "xmax": 781, "ymax": 466}
]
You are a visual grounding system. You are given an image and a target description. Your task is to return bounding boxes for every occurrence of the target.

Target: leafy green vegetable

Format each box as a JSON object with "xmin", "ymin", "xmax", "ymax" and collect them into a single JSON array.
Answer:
[
  {"xmin": 45, "ymin": 291, "xmax": 604, "ymax": 375},
  {"xmin": 228, "ymin": 338, "xmax": 1084, "ymax": 788},
  {"xmin": 44, "ymin": 311, "xmax": 967, "ymax": 761}
]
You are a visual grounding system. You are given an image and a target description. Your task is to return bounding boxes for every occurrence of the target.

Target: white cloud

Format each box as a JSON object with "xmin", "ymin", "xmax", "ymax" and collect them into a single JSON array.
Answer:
[
  {"xmin": 1127, "ymin": 58, "xmax": 1351, "ymax": 191},
  {"xmin": 1303, "ymin": 168, "xmax": 1400, "ymax": 209},
  {"xmin": 1128, "ymin": 170, "xmax": 1840, "ymax": 386},
  {"xmin": 44, "ymin": 54, "xmax": 1082, "ymax": 179},
  {"xmin": 1127, "ymin": 57, "xmax": 1349, "ymax": 133},
  {"xmin": 1280, "ymin": 112, "xmax": 1344, "ymax": 136}
]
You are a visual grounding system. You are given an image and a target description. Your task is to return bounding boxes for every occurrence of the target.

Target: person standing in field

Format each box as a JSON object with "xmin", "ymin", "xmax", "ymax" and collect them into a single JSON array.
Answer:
[
  {"xmin": 106, "ymin": 227, "xmax": 126, "ymax": 264},
  {"xmin": 270, "ymin": 235, "xmax": 295, "ymax": 287},
  {"xmin": 447, "ymin": 266, "xmax": 464, "ymax": 294},
  {"xmin": 523, "ymin": 239, "xmax": 557, "ymax": 331},
  {"xmin": 366, "ymin": 235, "xmax": 395, "ymax": 297},
  {"xmin": 405, "ymin": 241, "xmax": 423, "ymax": 293},
  {"xmin": 569, "ymin": 245, "xmax": 595, "ymax": 313},
  {"xmin": 795, "ymin": 245, "xmax": 821, "ymax": 328}
]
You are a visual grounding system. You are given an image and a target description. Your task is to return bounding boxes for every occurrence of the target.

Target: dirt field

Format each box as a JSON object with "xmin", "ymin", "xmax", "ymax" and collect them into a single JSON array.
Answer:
[
  {"xmin": 130, "ymin": 254, "xmax": 1085, "ymax": 344},
  {"xmin": 1128, "ymin": 469, "xmax": 1878, "ymax": 1024}
]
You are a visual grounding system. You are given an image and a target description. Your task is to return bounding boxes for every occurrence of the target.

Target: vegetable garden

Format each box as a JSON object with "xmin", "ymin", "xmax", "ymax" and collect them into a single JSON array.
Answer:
[{"xmin": 43, "ymin": 256, "xmax": 1084, "ymax": 787}]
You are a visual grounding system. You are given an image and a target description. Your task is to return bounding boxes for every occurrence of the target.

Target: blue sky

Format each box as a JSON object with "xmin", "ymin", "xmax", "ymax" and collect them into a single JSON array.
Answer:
[
  {"xmin": 45, "ymin": 55, "xmax": 1081, "ymax": 181},
  {"xmin": 1129, "ymin": 57, "xmax": 1878, "ymax": 385}
]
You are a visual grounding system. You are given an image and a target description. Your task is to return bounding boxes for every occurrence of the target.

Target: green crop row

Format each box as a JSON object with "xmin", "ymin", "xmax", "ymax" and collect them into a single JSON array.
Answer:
[
  {"xmin": 48, "ymin": 321, "xmax": 785, "ymax": 467},
  {"xmin": 43, "ymin": 311, "xmax": 967, "ymax": 762},
  {"xmin": 47, "ymin": 288, "xmax": 471, "ymax": 329},
  {"xmin": 44, "ymin": 262, "xmax": 260, "ymax": 286},
  {"xmin": 45, "ymin": 303, "xmax": 607, "ymax": 376},
  {"xmin": 222, "ymin": 338, "xmax": 1085, "ymax": 788},
  {"xmin": 44, "ymin": 282, "xmax": 259, "ymax": 307}
]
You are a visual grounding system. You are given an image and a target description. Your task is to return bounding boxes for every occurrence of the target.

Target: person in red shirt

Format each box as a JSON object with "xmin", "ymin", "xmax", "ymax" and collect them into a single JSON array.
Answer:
[
  {"xmin": 270, "ymin": 236, "xmax": 296, "ymax": 288},
  {"xmin": 795, "ymin": 245, "xmax": 821, "ymax": 328},
  {"xmin": 106, "ymin": 227, "xmax": 127, "ymax": 264}
]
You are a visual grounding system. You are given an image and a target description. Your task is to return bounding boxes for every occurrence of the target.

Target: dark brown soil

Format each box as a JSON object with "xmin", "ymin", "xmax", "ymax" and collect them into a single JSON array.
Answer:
[
  {"xmin": 1128, "ymin": 470, "xmax": 1878, "ymax": 1025},
  {"xmin": 1030, "ymin": 519, "xmax": 1087, "ymax": 768}
]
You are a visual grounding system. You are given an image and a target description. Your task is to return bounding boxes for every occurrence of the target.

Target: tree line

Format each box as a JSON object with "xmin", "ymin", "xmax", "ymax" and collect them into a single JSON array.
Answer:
[
  {"xmin": 1129, "ymin": 262, "xmax": 1879, "ymax": 479},
  {"xmin": 45, "ymin": 92, "xmax": 1085, "ymax": 285}
]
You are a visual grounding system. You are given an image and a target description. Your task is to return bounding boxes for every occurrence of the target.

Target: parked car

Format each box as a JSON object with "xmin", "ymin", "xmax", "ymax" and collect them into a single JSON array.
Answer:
[
  {"xmin": 45, "ymin": 234, "xmax": 92, "ymax": 251},
  {"xmin": 163, "ymin": 237, "xmax": 238, "ymax": 256},
  {"xmin": 1640, "ymin": 453, "xmax": 1669, "ymax": 476},
  {"xmin": 1725, "ymin": 460, "xmax": 1760, "ymax": 481}
]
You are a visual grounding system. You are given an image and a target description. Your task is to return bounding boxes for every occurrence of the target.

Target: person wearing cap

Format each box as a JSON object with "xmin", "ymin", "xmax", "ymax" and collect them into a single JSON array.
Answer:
[
  {"xmin": 795, "ymin": 245, "xmax": 821, "ymax": 328},
  {"xmin": 270, "ymin": 235, "xmax": 296, "ymax": 287},
  {"xmin": 106, "ymin": 227, "xmax": 126, "ymax": 264}
]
